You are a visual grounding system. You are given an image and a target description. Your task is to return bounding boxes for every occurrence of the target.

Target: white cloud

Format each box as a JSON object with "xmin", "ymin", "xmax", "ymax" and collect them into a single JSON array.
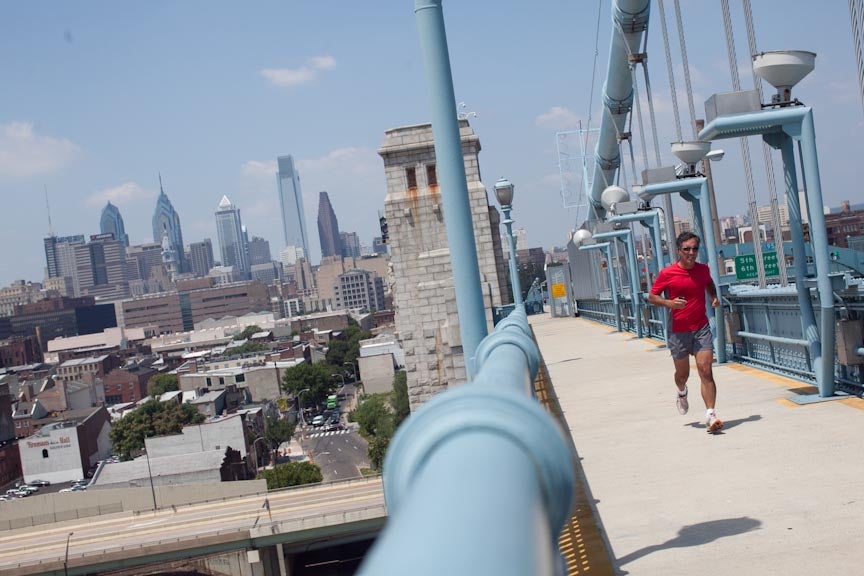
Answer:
[
  {"xmin": 0, "ymin": 122, "xmax": 80, "ymax": 178},
  {"xmin": 297, "ymin": 147, "xmax": 378, "ymax": 175},
  {"xmin": 260, "ymin": 54, "xmax": 337, "ymax": 87},
  {"xmin": 86, "ymin": 181, "xmax": 155, "ymax": 206},
  {"xmin": 535, "ymin": 106, "xmax": 583, "ymax": 129}
]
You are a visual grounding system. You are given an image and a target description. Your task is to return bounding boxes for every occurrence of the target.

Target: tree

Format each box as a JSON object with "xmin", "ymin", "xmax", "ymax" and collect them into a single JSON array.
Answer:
[
  {"xmin": 264, "ymin": 414, "xmax": 295, "ymax": 453},
  {"xmin": 147, "ymin": 373, "xmax": 179, "ymax": 397},
  {"xmin": 368, "ymin": 434, "xmax": 391, "ymax": 471},
  {"xmin": 352, "ymin": 394, "xmax": 394, "ymax": 438},
  {"xmin": 392, "ymin": 371, "xmax": 410, "ymax": 428},
  {"xmin": 109, "ymin": 399, "xmax": 204, "ymax": 460},
  {"xmin": 233, "ymin": 325, "xmax": 262, "ymax": 341},
  {"xmin": 281, "ymin": 362, "xmax": 338, "ymax": 406},
  {"xmin": 259, "ymin": 461, "xmax": 323, "ymax": 489}
]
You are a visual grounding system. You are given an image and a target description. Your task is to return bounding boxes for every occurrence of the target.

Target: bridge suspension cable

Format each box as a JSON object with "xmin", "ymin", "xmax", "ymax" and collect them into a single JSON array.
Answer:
[
  {"xmin": 721, "ymin": 0, "xmax": 767, "ymax": 287},
  {"xmin": 849, "ymin": 0, "xmax": 864, "ymax": 116},
  {"xmin": 742, "ymin": 0, "xmax": 789, "ymax": 285}
]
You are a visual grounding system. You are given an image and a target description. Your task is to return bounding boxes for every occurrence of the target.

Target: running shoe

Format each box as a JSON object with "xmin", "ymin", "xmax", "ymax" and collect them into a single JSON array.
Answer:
[
  {"xmin": 676, "ymin": 391, "xmax": 689, "ymax": 415},
  {"xmin": 706, "ymin": 413, "xmax": 724, "ymax": 434}
]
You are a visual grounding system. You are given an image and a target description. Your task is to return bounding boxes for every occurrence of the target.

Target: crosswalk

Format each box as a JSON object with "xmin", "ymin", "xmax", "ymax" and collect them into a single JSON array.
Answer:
[{"xmin": 306, "ymin": 429, "xmax": 351, "ymax": 439}]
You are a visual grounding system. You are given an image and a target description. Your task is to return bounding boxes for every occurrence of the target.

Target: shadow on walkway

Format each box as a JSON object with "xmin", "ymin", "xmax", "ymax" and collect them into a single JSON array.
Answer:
[
  {"xmin": 616, "ymin": 516, "xmax": 762, "ymax": 573},
  {"xmin": 685, "ymin": 414, "xmax": 762, "ymax": 433}
]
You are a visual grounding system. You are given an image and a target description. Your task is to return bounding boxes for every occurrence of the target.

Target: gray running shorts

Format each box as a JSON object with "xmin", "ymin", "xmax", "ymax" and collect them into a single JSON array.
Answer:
[{"xmin": 668, "ymin": 323, "xmax": 714, "ymax": 360}]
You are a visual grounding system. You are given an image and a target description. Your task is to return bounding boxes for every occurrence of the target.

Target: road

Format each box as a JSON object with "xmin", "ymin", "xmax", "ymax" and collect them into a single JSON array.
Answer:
[
  {"xmin": 0, "ymin": 477, "xmax": 385, "ymax": 575},
  {"xmin": 303, "ymin": 426, "xmax": 370, "ymax": 482}
]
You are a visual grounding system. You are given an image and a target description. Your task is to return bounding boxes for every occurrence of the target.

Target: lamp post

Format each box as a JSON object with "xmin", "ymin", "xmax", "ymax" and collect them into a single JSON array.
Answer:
[
  {"xmin": 252, "ymin": 436, "xmax": 268, "ymax": 471},
  {"xmin": 143, "ymin": 440, "xmax": 157, "ymax": 511},
  {"xmin": 494, "ymin": 177, "xmax": 523, "ymax": 305},
  {"xmin": 297, "ymin": 388, "xmax": 311, "ymax": 427},
  {"xmin": 332, "ymin": 373, "xmax": 345, "ymax": 387},
  {"xmin": 64, "ymin": 532, "xmax": 73, "ymax": 576},
  {"xmin": 344, "ymin": 360, "xmax": 358, "ymax": 383}
]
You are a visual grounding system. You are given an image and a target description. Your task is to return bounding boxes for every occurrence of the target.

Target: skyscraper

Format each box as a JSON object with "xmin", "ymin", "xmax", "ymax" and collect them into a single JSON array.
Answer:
[
  {"xmin": 99, "ymin": 202, "xmax": 129, "ymax": 246},
  {"xmin": 317, "ymin": 191, "xmax": 342, "ymax": 258},
  {"xmin": 189, "ymin": 239, "xmax": 215, "ymax": 277},
  {"xmin": 248, "ymin": 236, "xmax": 272, "ymax": 265},
  {"xmin": 152, "ymin": 177, "xmax": 187, "ymax": 273},
  {"xmin": 215, "ymin": 195, "xmax": 249, "ymax": 277},
  {"xmin": 277, "ymin": 155, "xmax": 310, "ymax": 258},
  {"xmin": 339, "ymin": 231, "xmax": 361, "ymax": 258}
]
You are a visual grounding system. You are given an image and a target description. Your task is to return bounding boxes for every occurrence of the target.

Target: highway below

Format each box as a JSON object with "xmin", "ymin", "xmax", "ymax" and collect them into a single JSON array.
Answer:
[{"xmin": 0, "ymin": 476, "xmax": 385, "ymax": 576}]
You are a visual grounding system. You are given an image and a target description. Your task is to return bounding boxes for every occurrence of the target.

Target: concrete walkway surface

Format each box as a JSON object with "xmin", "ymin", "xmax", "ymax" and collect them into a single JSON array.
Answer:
[{"xmin": 530, "ymin": 313, "xmax": 864, "ymax": 575}]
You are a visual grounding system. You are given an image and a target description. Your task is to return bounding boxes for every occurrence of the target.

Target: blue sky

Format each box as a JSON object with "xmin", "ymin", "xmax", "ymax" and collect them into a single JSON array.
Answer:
[{"xmin": 0, "ymin": 0, "xmax": 860, "ymax": 286}]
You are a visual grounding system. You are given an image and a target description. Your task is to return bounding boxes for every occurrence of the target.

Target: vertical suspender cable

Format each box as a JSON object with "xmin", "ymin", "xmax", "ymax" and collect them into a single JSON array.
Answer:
[
  {"xmin": 742, "ymin": 0, "xmax": 788, "ymax": 285},
  {"xmin": 656, "ymin": 0, "xmax": 683, "ymax": 141},
  {"xmin": 670, "ymin": 0, "xmax": 698, "ymax": 226},
  {"xmin": 720, "ymin": 0, "xmax": 766, "ymax": 287},
  {"xmin": 849, "ymin": 0, "xmax": 864, "ymax": 116}
]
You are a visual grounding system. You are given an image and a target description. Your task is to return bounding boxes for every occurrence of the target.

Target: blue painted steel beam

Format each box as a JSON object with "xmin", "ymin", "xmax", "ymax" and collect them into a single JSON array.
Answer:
[
  {"xmin": 699, "ymin": 106, "xmax": 834, "ymax": 396},
  {"xmin": 579, "ymin": 242, "xmax": 622, "ymax": 332},
  {"xmin": 590, "ymin": 0, "xmax": 651, "ymax": 219},
  {"xmin": 593, "ymin": 229, "xmax": 643, "ymax": 337},
  {"xmin": 413, "ymin": 0, "xmax": 488, "ymax": 378}
]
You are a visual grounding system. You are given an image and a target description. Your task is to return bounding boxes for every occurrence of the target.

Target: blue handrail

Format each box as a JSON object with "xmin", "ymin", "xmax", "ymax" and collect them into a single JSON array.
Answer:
[{"xmin": 358, "ymin": 306, "xmax": 576, "ymax": 575}]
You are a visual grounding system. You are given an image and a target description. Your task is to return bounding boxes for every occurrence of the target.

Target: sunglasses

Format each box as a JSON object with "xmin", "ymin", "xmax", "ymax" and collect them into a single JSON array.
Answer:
[{"xmin": 679, "ymin": 247, "xmax": 699, "ymax": 253}]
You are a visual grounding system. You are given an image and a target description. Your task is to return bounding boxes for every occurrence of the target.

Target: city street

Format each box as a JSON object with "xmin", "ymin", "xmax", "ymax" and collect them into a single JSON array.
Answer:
[{"xmin": 302, "ymin": 426, "xmax": 370, "ymax": 482}]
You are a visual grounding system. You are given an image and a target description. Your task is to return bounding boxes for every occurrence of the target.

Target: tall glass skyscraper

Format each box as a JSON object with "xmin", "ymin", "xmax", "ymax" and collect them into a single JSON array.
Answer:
[
  {"xmin": 277, "ymin": 155, "xmax": 310, "ymax": 258},
  {"xmin": 152, "ymin": 177, "xmax": 187, "ymax": 273},
  {"xmin": 100, "ymin": 201, "xmax": 129, "ymax": 246},
  {"xmin": 215, "ymin": 195, "xmax": 249, "ymax": 277},
  {"xmin": 317, "ymin": 191, "xmax": 342, "ymax": 258}
]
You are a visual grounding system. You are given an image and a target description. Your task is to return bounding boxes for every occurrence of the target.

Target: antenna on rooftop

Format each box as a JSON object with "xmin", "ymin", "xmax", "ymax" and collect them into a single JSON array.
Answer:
[
  {"xmin": 159, "ymin": 172, "xmax": 165, "ymax": 193},
  {"xmin": 45, "ymin": 185, "xmax": 55, "ymax": 237}
]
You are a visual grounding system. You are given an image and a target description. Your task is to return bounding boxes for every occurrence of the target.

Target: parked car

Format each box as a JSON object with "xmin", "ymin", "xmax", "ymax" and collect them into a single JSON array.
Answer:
[
  {"xmin": 28, "ymin": 479, "xmax": 50, "ymax": 487},
  {"xmin": 311, "ymin": 415, "xmax": 325, "ymax": 427}
]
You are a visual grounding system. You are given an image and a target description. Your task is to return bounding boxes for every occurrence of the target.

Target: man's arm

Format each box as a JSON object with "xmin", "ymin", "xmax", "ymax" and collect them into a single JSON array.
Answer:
[
  {"xmin": 648, "ymin": 292, "xmax": 687, "ymax": 309},
  {"xmin": 706, "ymin": 279, "xmax": 720, "ymax": 308}
]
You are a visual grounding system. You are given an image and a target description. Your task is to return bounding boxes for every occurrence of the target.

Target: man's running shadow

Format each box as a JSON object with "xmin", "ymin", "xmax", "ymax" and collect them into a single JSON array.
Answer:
[
  {"xmin": 686, "ymin": 414, "xmax": 762, "ymax": 433},
  {"xmin": 616, "ymin": 516, "xmax": 762, "ymax": 572}
]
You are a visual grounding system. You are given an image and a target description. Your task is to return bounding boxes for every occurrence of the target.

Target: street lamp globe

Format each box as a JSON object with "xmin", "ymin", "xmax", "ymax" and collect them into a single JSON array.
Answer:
[{"xmin": 493, "ymin": 177, "xmax": 515, "ymax": 207}]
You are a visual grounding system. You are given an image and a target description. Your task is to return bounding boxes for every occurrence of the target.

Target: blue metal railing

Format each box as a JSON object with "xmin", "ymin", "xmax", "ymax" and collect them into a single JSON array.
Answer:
[{"xmin": 358, "ymin": 306, "xmax": 576, "ymax": 575}]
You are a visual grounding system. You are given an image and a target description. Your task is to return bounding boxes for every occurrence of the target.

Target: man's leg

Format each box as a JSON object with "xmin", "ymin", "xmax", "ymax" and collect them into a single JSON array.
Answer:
[
  {"xmin": 695, "ymin": 349, "xmax": 716, "ymax": 409},
  {"xmin": 673, "ymin": 356, "xmax": 690, "ymax": 393}
]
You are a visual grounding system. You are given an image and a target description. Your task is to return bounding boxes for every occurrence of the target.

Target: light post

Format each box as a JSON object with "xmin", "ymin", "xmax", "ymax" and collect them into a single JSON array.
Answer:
[
  {"xmin": 64, "ymin": 532, "xmax": 73, "ymax": 576},
  {"xmin": 332, "ymin": 373, "xmax": 345, "ymax": 387},
  {"xmin": 143, "ymin": 440, "xmax": 157, "ymax": 511},
  {"xmin": 252, "ymin": 436, "xmax": 268, "ymax": 471},
  {"xmin": 297, "ymin": 388, "xmax": 311, "ymax": 427},
  {"xmin": 494, "ymin": 177, "xmax": 523, "ymax": 305},
  {"xmin": 344, "ymin": 360, "xmax": 358, "ymax": 383}
]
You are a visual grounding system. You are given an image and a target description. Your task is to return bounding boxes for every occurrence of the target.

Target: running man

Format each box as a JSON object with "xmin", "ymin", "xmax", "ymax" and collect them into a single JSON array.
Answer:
[{"xmin": 648, "ymin": 232, "xmax": 723, "ymax": 434}]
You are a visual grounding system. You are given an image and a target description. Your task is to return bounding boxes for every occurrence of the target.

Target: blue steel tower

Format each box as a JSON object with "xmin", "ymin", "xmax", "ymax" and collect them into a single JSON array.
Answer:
[
  {"xmin": 215, "ymin": 195, "xmax": 249, "ymax": 277},
  {"xmin": 277, "ymin": 155, "xmax": 310, "ymax": 259},
  {"xmin": 100, "ymin": 201, "xmax": 129, "ymax": 246},
  {"xmin": 151, "ymin": 176, "xmax": 186, "ymax": 273}
]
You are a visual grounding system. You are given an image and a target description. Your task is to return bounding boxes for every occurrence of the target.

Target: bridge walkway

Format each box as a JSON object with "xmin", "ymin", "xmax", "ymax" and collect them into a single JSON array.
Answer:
[{"xmin": 531, "ymin": 313, "xmax": 864, "ymax": 575}]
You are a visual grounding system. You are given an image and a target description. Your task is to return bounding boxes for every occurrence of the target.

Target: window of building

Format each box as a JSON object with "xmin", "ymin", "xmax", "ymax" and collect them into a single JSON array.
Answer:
[
  {"xmin": 42, "ymin": 449, "xmax": 49, "ymax": 458},
  {"xmin": 235, "ymin": 373, "xmax": 245, "ymax": 383},
  {"xmin": 406, "ymin": 166, "xmax": 417, "ymax": 189},
  {"xmin": 427, "ymin": 164, "xmax": 437, "ymax": 187}
]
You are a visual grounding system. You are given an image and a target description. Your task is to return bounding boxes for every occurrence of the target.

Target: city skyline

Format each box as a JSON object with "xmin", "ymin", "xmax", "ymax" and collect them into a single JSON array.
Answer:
[{"xmin": 1, "ymin": 1, "xmax": 860, "ymax": 286}]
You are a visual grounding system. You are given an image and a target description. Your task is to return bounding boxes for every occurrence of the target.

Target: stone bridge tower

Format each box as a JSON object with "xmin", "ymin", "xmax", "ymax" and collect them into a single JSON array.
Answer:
[{"xmin": 379, "ymin": 120, "xmax": 509, "ymax": 411}]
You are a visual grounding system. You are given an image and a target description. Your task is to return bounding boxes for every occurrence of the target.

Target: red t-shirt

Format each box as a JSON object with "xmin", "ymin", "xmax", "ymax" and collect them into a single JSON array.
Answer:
[{"xmin": 650, "ymin": 261, "xmax": 713, "ymax": 332}]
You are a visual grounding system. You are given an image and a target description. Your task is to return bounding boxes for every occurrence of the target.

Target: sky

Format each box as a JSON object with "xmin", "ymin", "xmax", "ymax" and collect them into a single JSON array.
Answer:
[{"xmin": 1, "ymin": 0, "xmax": 861, "ymax": 287}]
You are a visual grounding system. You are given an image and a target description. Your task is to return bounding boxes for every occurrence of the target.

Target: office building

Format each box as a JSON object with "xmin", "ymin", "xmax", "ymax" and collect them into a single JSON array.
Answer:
[
  {"xmin": 251, "ymin": 262, "xmax": 280, "ymax": 285},
  {"xmin": 340, "ymin": 231, "xmax": 361, "ymax": 259},
  {"xmin": 372, "ymin": 236, "xmax": 388, "ymax": 255},
  {"xmin": 247, "ymin": 236, "xmax": 272, "ymax": 266},
  {"xmin": 317, "ymin": 191, "xmax": 342, "ymax": 258},
  {"xmin": 215, "ymin": 196, "xmax": 249, "ymax": 277},
  {"xmin": 126, "ymin": 242, "xmax": 164, "ymax": 282},
  {"xmin": 44, "ymin": 234, "xmax": 85, "ymax": 281},
  {"xmin": 151, "ymin": 178, "xmax": 187, "ymax": 273},
  {"xmin": 333, "ymin": 269, "xmax": 385, "ymax": 312},
  {"xmin": 277, "ymin": 155, "xmax": 310, "ymax": 258},
  {"xmin": 99, "ymin": 202, "xmax": 129, "ymax": 246},
  {"xmin": 189, "ymin": 240, "xmax": 215, "ymax": 278},
  {"xmin": 280, "ymin": 245, "xmax": 305, "ymax": 268}
]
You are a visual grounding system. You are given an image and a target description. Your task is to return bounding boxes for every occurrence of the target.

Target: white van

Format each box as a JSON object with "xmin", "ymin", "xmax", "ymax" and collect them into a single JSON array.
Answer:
[{"xmin": 312, "ymin": 415, "xmax": 325, "ymax": 427}]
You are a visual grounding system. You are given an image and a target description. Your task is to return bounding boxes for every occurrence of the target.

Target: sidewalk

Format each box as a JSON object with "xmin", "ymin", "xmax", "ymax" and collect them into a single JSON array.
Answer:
[{"xmin": 530, "ymin": 313, "xmax": 864, "ymax": 575}]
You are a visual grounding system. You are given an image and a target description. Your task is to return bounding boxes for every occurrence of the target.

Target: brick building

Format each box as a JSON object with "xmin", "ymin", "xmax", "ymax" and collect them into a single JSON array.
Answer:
[{"xmin": 103, "ymin": 363, "xmax": 158, "ymax": 405}]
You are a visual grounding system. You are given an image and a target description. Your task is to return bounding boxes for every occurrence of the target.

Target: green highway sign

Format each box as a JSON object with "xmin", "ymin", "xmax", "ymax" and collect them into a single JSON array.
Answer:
[{"xmin": 735, "ymin": 251, "xmax": 779, "ymax": 280}]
